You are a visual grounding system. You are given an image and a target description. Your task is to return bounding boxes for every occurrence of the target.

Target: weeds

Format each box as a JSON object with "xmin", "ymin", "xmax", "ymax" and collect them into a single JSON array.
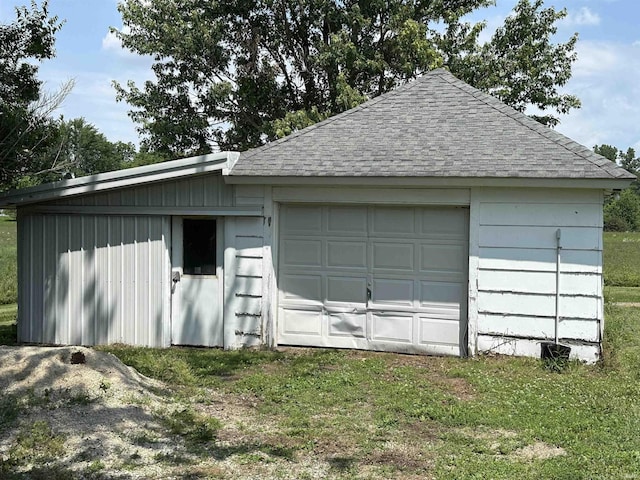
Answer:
[
  {"xmin": 5, "ymin": 421, "xmax": 66, "ymax": 467},
  {"xmin": 160, "ymin": 406, "xmax": 222, "ymax": 442}
]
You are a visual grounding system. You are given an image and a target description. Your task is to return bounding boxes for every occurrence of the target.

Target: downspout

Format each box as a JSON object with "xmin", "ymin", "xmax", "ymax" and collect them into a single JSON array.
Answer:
[{"xmin": 555, "ymin": 228, "xmax": 561, "ymax": 345}]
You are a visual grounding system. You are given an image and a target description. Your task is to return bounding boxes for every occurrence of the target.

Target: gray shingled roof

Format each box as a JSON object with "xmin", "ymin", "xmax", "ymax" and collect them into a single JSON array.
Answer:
[{"xmin": 230, "ymin": 69, "xmax": 634, "ymax": 180}]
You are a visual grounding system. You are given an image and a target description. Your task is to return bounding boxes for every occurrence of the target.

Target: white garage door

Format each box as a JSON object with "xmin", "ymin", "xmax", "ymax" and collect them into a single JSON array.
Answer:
[{"xmin": 278, "ymin": 205, "xmax": 469, "ymax": 356}]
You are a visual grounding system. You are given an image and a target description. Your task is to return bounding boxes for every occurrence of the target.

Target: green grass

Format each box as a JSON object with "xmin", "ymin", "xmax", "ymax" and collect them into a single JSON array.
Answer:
[
  {"xmin": 604, "ymin": 231, "xmax": 640, "ymax": 286},
  {"xmin": 0, "ymin": 216, "xmax": 17, "ymax": 305},
  {"xmin": 1, "ymin": 216, "xmax": 640, "ymax": 477},
  {"xmin": 0, "ymin": 303, "xmax": 17, "ymax": 345},
  {"xmin": 604, "ymin": 286, "xmax": 640, "ymax": 303},
  {"xmin": 101, "ymin": 305, "xmax": 640, "ymax": 479}
]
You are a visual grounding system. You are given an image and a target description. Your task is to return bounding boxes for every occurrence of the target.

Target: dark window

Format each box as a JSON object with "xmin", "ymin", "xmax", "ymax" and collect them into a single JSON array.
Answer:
[{"xmin": 183, "ymin": 219, "xmax": 216, "ymax": 275}]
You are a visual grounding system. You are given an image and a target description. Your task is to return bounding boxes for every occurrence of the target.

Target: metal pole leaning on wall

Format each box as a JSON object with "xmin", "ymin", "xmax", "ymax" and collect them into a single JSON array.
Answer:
[{"xmin": 555, "ymin": 228, "xmax": 562, "ymax": 345}]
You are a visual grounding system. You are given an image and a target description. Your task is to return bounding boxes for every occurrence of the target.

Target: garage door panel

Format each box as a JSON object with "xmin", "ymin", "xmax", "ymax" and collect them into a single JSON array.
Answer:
[
  {"xmin": 372, "ymin": 242, "xmax": 415, "ymax": 271},
  {"xmin": 282, "ymin": 205, "xmax": 322, "ymax": 233},
  {"xmin": 421, "ymin": 208, "xmax": 468, "ymax": 237},
  {"xmin": 420, "ymin": 244, "xmax": 466, "ymax": 273},
  {"xmin": 282, "ymin": 239, "xmax": 322, "ymax": 267},
  {"xmin": 329, "ymin": 312, "xmax": 366, "ymax": 337},
  {"xmin": 420, "ymin": 281, "xmax": 464, "ymax": 309},
  {"xmin": 280, "ymin": 274, "xmax": 323, "ymax": 303},
  {"xmin": 371, "ymin": 314, "xmax": 413, "ymax": 343},
  {"xmin": 327, "ymin": 240, "xmax": 367, "ymax": 268},
  {"xmin": 371, "ymin": 208, "xmax": 415, "ymax": 235},
  {"xmin": 327, "ymin": 276, "xmax": 367, "ymax": 303},
  {"xmin": 281, "ymin": 309, "xmax": 322, "ymax": 336},
  {"xmin": 372, "ymin": 278, "xmax": 414, "ymax": 306},
  {"xmin": 419, "ymin": 317, "xmax": 459, "ymax": 345},
  {"xmin": 328, "ymin": 206, "xmax": 368, "ymax": 234}
]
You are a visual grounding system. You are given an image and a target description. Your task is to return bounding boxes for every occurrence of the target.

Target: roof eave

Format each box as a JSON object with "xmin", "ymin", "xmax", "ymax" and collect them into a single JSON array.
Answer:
[
  {"xmin": 0, "ymin": 152, "xmax": 238, "ymax": 207},
  {"xmin": 223, "ymin": 174, "xmax": 634, "ymax": 190}
]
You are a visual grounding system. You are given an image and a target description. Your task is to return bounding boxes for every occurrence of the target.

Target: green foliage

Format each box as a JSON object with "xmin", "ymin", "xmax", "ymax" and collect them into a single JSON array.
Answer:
[
  {"xmin": 0, "ymin": 217, "xmax": 17, "ymax": 305},
  {"xmin": 604, "ymin": 189, "xmax": 640, "ymax": 232},
  {"xmin": 603, "ymin": 232, "xmax": 640, "ymax": 286},
  {"xmin": 52, "ymin": 117, "xmax": 135, "ymax": 179},
  {"xmin": 0, "ymin": 1, "xmax": 64, "ymax": 191},
  {"xmin": 114, "ymin": 0, "xmax": 579, "ymax": 155},
  {"xmin": 457, "ymin": 0, "xmax": 579, "ymax": 127},
  {"xmin": 594, "ymin": 144, "xmax": 619, "ymax": 162}
]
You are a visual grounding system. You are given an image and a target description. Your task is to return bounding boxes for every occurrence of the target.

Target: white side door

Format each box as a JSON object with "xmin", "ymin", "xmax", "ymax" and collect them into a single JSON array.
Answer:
[{"xmin": 171, "ymin": 217, "xmax": 224, "ymax": 347}]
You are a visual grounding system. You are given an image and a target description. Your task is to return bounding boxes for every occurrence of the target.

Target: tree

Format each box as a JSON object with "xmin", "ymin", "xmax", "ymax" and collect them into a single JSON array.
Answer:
[
  {"xmin": 113, "ymin": 0, "xmax": 580, "ymax": 157},
  {"xmin": 595, "ymin": 144, "xmax": 640, "ymax": 176},
  {"xmin": 594, "ymin": 144, "xmax": 619, "ymax": 163},
  {"xmin": 0, "ymin": 0, "xmax": 64, "ymax": 190},
  {"xmin": 55, "ymin": 118, "xmax": 136, "ymax": 177},
  {"xmin": 596, "ymin": 144, "xmax": 640, "ymax": 231},
  {"xmin": 619, "ymin": 147, "xmax": 640, "ymax": 175},
  {"xmin": 455, "ymin": 0, "xmax": 579, "ymax": 127},
  {"xmin": 604, "ymin": 189, "xmax": 640, "ymax": 232}
]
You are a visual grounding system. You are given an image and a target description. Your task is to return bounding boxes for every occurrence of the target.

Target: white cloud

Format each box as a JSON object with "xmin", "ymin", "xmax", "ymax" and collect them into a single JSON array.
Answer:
[
  {"xmin": 101, "ymin": 29, "xmax": 122, "ymax": 52},
  {"xmin": 556, "ymin": 40, "xmax": 640, "ymax": 150},
  {"xmin": 101, "ymin": 26, "xmax": 148, "ymax": 63},
  {"xmin": 562, "ymin": 7, "xmax": 601, "ymax": 26},
  {"xmin": 572, "ymin": 41, "xmax": 619, "ymax": 77}
]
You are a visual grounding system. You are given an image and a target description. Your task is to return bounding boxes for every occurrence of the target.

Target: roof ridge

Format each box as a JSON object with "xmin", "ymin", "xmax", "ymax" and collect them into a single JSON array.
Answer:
[
  {"xmin": 436, "ymin": 71, "xmax": 632, "ymax": 179},
  {"xmin": 241, "ymin": 70, "xmax": 441, "ymax": 159}
]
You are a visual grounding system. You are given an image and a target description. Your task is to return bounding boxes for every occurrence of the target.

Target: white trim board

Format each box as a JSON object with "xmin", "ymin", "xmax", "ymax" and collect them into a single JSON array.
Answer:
[
  {"xmin": 226, "ymin": 175, "xmax": 631, "ymax": 190},
  {"xmin": 21, "ymin": 206, "xmax": 263, "ymax": 217},
  {"xmin": 273, "ymin": 187, "xmax": 470, "ymax": 205}
]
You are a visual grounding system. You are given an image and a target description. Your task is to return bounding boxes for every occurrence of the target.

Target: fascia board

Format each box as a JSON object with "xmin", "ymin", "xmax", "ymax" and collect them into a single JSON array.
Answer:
[
  {"xmin": 223, "ymin": 175, "xmax": 633, "ymax": 190},
  {"xmin": 0, "ymin": 152, "xmax": 236, "ymax": 207}
]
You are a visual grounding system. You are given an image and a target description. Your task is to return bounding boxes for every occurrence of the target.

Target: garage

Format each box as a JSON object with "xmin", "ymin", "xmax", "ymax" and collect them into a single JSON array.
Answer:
[
  {"xmin": 277, "ymin": 204, "xmax": 469, "ymax": 355},
  {"xmin": 2, "ymin": 69, "xmax": 635, "ymax": 362}
]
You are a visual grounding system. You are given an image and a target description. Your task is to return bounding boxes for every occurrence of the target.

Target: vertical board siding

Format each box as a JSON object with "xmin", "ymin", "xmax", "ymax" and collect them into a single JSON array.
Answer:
[
  {"xmin": 49, "ymin": 173, "xmax": 235, "ymax": 208},
  {"xmin": 17, "ymin": 213, "xmax": 170, "ymax": 347},
  {"xmin": 475, "ymin": 188, "xmax": 603, "ymax": 351},
  {"xmin": 224, "ymin": 217, "xmax": 265, "ymax": 348}
]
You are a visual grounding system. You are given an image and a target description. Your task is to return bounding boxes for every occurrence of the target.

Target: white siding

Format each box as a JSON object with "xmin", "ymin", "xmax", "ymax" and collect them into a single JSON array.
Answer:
[
  {"xmin": 17, "ymin": 213, "xmax": 171, "ymax": 347},
  {"xmin": 473, "ymin": 188, "xmax": 604, "ymax": 361},
  {"xmin": 224, "ymin": 216, "xmax": 265, "ymax": 348}
]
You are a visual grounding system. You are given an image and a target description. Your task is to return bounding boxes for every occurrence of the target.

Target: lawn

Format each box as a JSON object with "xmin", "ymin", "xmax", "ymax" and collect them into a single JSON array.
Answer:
[
  {"xmin": 2, "ymin": 223, "xmax": 640, "ymax": 477},
  {"xmin": 0, "ymin": 303, "xmax": 17, "ymax": 345},
  {"xmin": 99, "ymin": 305, "xmax": 640, "ymax": 479},
  {"xmin": 0, "ymin": 216, "xmax": 17, "ymax": 305}
]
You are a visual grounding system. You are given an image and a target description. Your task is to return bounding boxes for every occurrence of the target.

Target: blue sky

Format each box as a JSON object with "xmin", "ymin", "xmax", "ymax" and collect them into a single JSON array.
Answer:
[{"xmin": 2, "ymin": 0, "xmax": 639, "ymax": 153}]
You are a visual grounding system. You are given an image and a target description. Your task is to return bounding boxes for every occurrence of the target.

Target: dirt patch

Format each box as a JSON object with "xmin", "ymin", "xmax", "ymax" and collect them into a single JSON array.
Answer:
[{"xmin": 512, "ymin": 441, "xmax": 566, "ymax": 460}]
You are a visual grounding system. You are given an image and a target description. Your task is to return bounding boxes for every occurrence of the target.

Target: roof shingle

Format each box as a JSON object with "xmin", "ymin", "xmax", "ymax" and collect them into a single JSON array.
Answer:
[{"xmin": 230, "ymin": 69, "xmax": 634, "ymax": 180}]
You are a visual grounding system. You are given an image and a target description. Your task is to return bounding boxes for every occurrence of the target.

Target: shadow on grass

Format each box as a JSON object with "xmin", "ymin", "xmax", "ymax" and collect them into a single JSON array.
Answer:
[
  {"xmin": 102, "ymin": 345, "xmax": 289, "ymax": 388},
  {"xmin": 0, "ymin": 321, "xmax": 17, "ymax": 346}
]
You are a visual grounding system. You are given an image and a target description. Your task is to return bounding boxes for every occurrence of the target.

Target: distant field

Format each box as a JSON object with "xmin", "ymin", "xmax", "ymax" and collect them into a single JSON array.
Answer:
[
  {"xmin": 0, "ymin": 216, "xmax": 17, "ymax": 305},
  {"xmin": 603, "ymin": 232, "xmax": 640, "ymax": 287}
]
